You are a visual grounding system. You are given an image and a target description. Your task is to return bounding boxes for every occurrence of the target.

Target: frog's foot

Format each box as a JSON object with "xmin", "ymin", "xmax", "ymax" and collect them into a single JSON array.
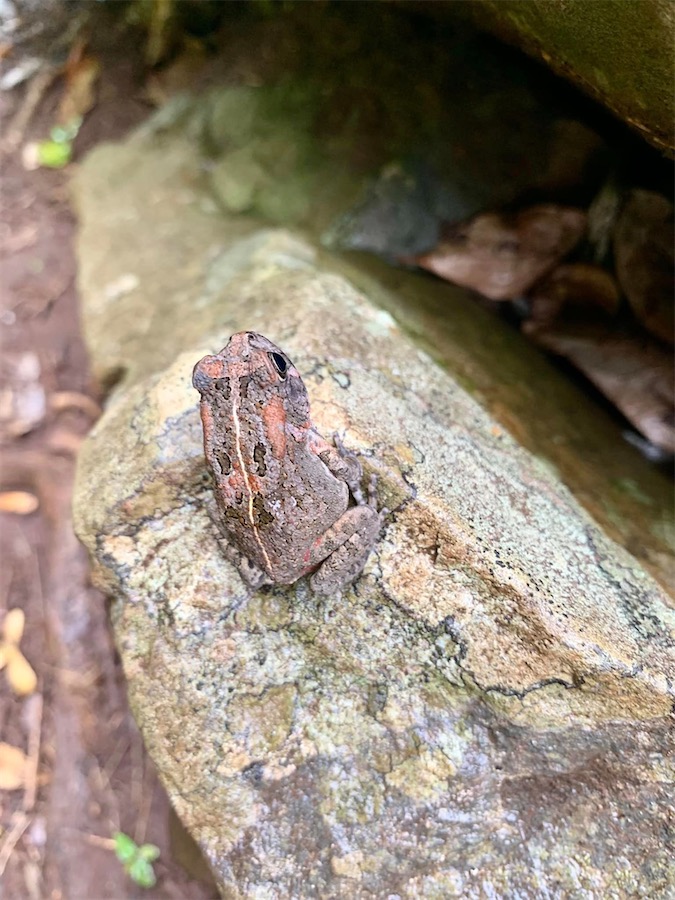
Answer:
[
  {"xmin": 308, "ymin": 504, "xmax": 383, "ymax": 595},
  {"xmin": 333, "ymin": 431, "xmax": 378, "ymax": 506},
  {"xmin": 220, "ymin": 540, "xmax": 271, "ymax": 590}
]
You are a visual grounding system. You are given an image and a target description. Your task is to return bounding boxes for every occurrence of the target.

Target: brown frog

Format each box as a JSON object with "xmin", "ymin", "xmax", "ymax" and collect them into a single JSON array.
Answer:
[{"xmin": 192, "ymin": 332, "xmax": 385, "ymax": 594}]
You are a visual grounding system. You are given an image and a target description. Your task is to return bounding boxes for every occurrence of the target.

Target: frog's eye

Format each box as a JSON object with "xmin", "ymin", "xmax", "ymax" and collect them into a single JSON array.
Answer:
[{"xmin": 269, "ymin": 352, "xmax": 288, "ymax": 379}]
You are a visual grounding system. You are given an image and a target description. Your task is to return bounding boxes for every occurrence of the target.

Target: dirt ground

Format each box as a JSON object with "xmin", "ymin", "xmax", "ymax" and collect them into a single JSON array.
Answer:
[{"xmin": 0, "ymin": 28, "xmax": 218, "ymax": 900}]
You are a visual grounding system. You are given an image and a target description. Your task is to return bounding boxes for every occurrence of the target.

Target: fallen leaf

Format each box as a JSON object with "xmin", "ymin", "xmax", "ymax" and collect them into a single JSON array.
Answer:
[
  {"xmin": 1, "ymin": 609, "xmax": 37, "ymax": 695},
  {"xmin": 529, "ymin": 329, "xmax": 675, "ymax": 453},
  {"xmin": 613, "ymin": 190, "xmax": 674, "ymax": 346},
  {"xmin": 3, "ymin": 608, "xmax": 26, "ymax": 645},
  {"xmin": 50, "ymin": 391, "xmax": 101, "ymax": 419},
  {"xmin": 411, "ymin": 205, "xmax": 587, "ymax": 300},
  {"xmin": 0, "ymin": 743, "xmax": 28, "ymax": 791},
  {"xmin": 0, "ymin": 350, "xmax": 46, "ymax": 439},
  {"xmin": 47, "ymin": 429, "xmax": 85, "ymax": 456},
  {"xmin": 524, "ymin": 263, "xmax": 620, "ymax": 335},
  {"xmin": 0, "ymin": 491, "xmax": 39, "ymax": 515},
  {"xmin": 7, "ymin": 649, "xmax": 38, "ymax": 696}
]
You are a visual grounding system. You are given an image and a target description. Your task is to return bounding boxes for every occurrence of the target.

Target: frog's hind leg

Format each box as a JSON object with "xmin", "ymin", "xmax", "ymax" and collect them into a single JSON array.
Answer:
[{"xmin": 308, "ymin": 505, "xmax": 383, "ymax": 596}]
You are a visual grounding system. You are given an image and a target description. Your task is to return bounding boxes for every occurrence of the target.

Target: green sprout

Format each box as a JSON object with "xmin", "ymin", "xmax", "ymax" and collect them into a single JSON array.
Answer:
[
  {"xmin": 35, "ymin": 117, "xmax": 82, "ymax": 169},
  {"xmin": 113, "ymin": 831, "xmax": 161, "ymax": 889}
]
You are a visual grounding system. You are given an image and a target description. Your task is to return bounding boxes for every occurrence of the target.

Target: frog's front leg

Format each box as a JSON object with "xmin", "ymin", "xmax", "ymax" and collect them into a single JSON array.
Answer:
[
  {"xmin": 315, "ymin": 432, "xmax": 371, "ymax": 505},
  {"xmin": 308, "ymin": 504, "xmax": 384, "ymax": 595}
]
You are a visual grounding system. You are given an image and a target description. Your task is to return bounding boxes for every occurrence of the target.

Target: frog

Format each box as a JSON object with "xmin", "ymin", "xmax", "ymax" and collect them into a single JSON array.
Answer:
[{"xmin": 192, "ymin": 332, "xmax": 386, "ymax": 595}]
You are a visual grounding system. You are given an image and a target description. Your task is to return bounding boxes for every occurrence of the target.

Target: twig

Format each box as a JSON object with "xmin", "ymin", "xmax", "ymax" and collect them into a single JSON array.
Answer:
[
  {"xmin": 23, "ymin": 692, "xmax": 43, "ymax": 812},
  {"xmin": 102, "ymin": 732, "xmax": 131, "ymax": 784},
  {"xmin": 49, "ymin": 391, "xmax": 101, "ymax": 420},
  {"xmin": 0, "ymin": 811, "xmax": 30, "ymax": 877},
  {"xmin": 130, "ymin": 729, "xmax": 145, "ymax": 844},
  {"xmin": 84, "ymin": 833, "xmax": 116, "ymax": 851},
  {"xmin": 2, "ymin": 66, "xmax": 60, "ymax": 154},
  {"xmin": 88, "ymin": 757, "xmax": 121, "ymax": 835},
  {"xmin": 134, "ymin": 769, "xmax": 155, "ymax": 848}
]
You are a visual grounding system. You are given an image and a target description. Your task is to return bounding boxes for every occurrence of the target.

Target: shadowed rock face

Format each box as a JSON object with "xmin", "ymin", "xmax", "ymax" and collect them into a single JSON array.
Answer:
[
  {"xmin": 455, "ymin": 0, "xmax": 675, "ymax": 155},
  {"xmin": 73, "ymin": 98, "xmax": 674, "ymax": 897}
]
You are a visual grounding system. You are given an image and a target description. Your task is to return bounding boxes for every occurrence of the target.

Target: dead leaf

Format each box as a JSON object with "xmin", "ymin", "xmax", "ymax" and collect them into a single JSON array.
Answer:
[
  {"xmin": 524, "ymin": 263, "xmax": 620, "ymax": 335},
  {"xmin": 529, "ymin": 328, "xmax": 675, "ymax": 453},
  {"xmin": 3, "ymin": 608, "xmax": 25, "ymax": 645},
  {"xmin": 0, "ymin": 491, "xmax": 39, "ymax": 515},
  {"xmin": 50, "ymin": 391, "xmax": 101, "ymax": 419},
  {"xmin": 411, "ymin": 205, "xmax": 587, "ymax": 300},
  {"xmin": 7, "ymin": 649, "xmax": 38, "ymax": 696},
  {"xmin": 0, "ymin": 743, "xmax": 28, "ymax": 791},
  {"xmin": 0, "ymin": 350, "xmax": 46, "ymax": 439},
  {"xmin": 613, "ymin": 190, "xmax": 674, "ymax": 346},
  {"xmin": 1, "ymin": 609, "xmax": 37, "ymax": 696},
  {"xmin": 46, "ymin": 429, "xmax": 85, "ymax": 456}
]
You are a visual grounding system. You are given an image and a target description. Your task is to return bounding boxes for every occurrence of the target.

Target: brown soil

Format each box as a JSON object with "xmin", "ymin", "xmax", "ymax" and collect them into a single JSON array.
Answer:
[{"xmin": 0, "ymin": 30, "xmax": 218, "ymax": 900}]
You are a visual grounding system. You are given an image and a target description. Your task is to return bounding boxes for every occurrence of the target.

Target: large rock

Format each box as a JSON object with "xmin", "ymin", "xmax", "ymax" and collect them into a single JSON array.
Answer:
[
  {"xmin": 456, "ymin": 0, "xmax": 675, "ymax": 154},
  {"xmin": 73, "ymin": 84, "xmax": 674, "ymax": 898},
  {"xmin": 75, "ymin": 241, "xmax": 674, "ymax": 896}
]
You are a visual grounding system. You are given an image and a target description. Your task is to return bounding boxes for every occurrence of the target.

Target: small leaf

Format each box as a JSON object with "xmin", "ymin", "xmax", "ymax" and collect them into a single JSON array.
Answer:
[
  {"xmin": 114, "ymin": 831, "xmax": 138, "ymax": 864},
  {"xmin": 0, "ymin": 742, "xmax": 28, "ymax": 791},
  {"xmin": 0, "ymin": 491, "xmax": 39, "ymax": 515},
  {"xmin": 138, "ymin": 843, "xmax": 160, "ymax": 862},
  {"xmin": 36, "ymin": 140, "xmax": 72, "ymax": 169},
  {"xmin": 3, "ymin": 608, "xmax": 25, "ymax": 645},
  {"xmin": 7, "ymin": 649, "xmax": 38, "ymax": 696},
  {"xmin": 129, "ymin": 856, "xmax": 156, "ymax": 888}
]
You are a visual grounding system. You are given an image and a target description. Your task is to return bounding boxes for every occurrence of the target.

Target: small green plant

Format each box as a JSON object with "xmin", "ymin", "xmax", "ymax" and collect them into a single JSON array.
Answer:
[
  {"xmin": 35, "ymin": 117, "xmax": 82, "ymax": 169},
  {"xmin": 113, "ymin": 831, "xmax": 161, "ymax": 889}
]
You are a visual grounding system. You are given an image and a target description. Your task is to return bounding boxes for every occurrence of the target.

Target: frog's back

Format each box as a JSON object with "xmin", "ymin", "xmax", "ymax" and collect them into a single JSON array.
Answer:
[{"xmin": 244, "ymin": 446, "xmax": 350, "ymax": 583}]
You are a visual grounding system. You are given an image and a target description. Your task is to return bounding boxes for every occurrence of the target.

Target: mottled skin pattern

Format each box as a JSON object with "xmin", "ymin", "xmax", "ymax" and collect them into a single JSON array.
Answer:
[{"xmin": 192, "ymin": 332, "xmax": 384, "ymax": 594}]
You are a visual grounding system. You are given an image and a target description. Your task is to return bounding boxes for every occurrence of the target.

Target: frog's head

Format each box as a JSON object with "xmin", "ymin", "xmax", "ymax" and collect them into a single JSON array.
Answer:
[{"xmin": 192, "ymin": 332, "xmax": 311, "ymax": 428}]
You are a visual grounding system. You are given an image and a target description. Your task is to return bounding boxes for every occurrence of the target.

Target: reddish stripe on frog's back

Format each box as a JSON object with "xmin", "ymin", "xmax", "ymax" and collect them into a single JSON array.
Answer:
[{"xmin": 262, "ymin": 394, "xmax": 287, "ymax": 461}]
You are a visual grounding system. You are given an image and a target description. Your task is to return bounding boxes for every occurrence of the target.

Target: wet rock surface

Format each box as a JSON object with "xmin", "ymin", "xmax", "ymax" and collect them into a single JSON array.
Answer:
[{"xmin": 73, "ymin": 107, "xmax": 674, "ymax": 895}]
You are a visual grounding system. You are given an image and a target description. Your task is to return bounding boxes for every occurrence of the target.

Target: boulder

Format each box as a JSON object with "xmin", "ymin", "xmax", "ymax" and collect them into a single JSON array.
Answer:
[
  {"xmin": 72, "ymin": 88, "xmax": 674, "ymax": 898},
  {"xmin": 456, "ymin": 0, "xmax": 675, "ymax": 154}
]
